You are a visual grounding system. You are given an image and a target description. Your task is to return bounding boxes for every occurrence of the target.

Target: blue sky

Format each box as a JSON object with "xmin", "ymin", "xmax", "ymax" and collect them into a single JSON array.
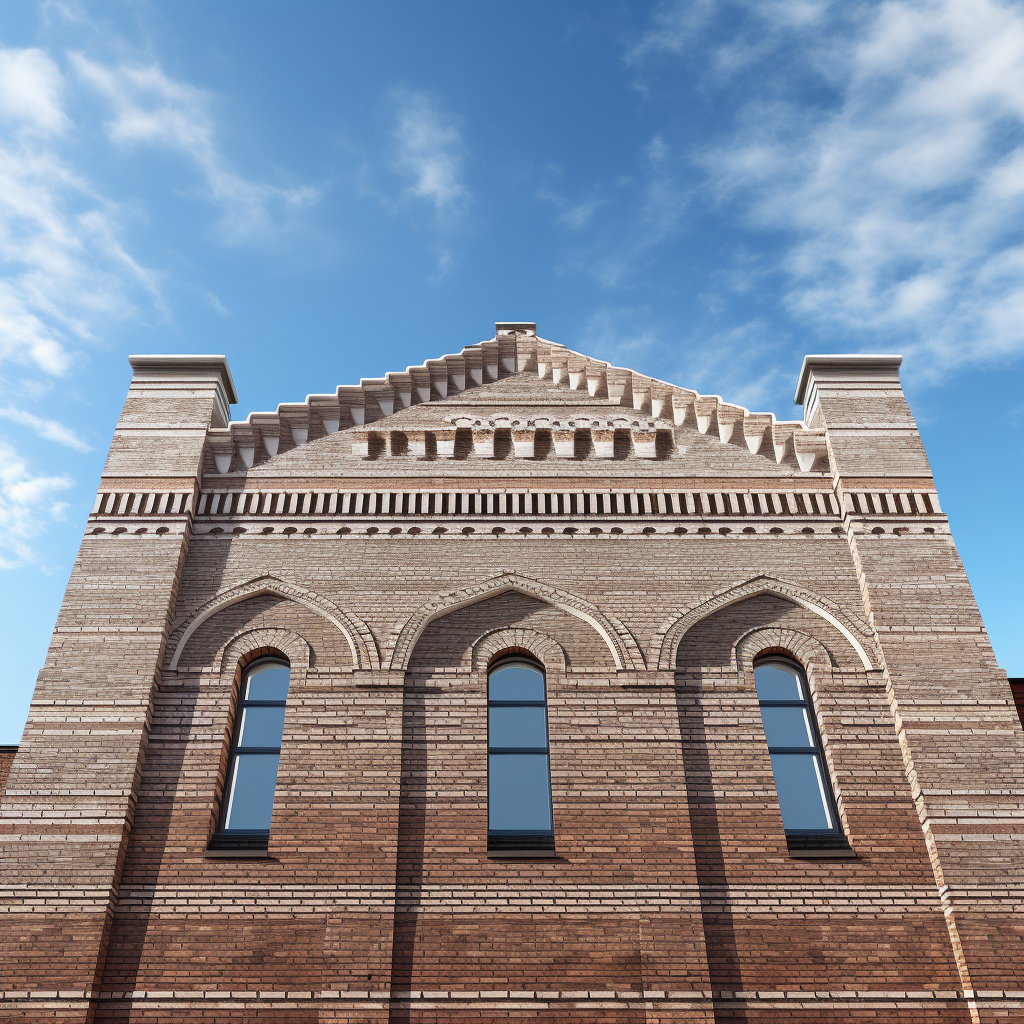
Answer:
[{"xmin": 1, "ymin": 0, "xmax": 1021, "ymax": 742}]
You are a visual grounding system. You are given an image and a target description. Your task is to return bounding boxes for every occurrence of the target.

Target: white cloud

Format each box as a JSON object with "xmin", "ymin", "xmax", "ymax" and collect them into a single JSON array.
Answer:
[
  {"xmin": 389, "ymin": 89, "xmax": 468, "ymax": 214},
  {"xmin": 0, "ymin": 41, "xmax": 316, "ymax": 568},
  {"xmin": 71, "ymin": 54, "xmax": 319, "ymax": 243},
  {"xmin": 0, "ymin": 406, "xmax": 91, "ymax": 451},
  {"xmin": 0, "ymin": 46, "xmax": 67, "ymax": 134},
  {"xmin": 694, "ymin": 0, "xmax": 1024, "ymax": 377},
  {"xmin": 0, "ymin": 45, "xmax": 160, "ymax": 378},
  {"xmin": 0, "ymin": 440, "xmax": 72, "ymax": 569}
]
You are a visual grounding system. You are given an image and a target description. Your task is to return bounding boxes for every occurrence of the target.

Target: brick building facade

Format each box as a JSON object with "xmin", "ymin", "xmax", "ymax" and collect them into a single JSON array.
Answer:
[{"xmin": 1, "ymin": 323, "xmax": 1021, "ymax": 1021}]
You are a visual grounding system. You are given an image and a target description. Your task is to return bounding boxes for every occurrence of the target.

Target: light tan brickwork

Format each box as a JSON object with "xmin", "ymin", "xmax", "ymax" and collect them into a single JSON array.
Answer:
[{"xmin": 1, "ymin": 329, "xmax": 1020, "ymax": 1022}]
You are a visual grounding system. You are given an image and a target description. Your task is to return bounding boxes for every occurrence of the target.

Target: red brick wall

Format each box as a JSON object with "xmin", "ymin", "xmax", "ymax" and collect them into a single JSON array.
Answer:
[{"xmin": 2, "ymin": 345, "xmax": 1019, "ymax": 1022}]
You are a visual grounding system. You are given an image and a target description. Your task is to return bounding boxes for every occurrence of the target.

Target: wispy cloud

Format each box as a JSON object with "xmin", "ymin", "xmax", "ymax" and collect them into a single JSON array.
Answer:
[
  {"xmin": 628, "ymin": 0, "xmax": 830, "ymax": 71},
  {"xmin": 625, "ymin": 0, "xmax": 719, "ymax": 67},
  {"xmin": 0, "ymin": 38, "xmax": 317, "ymax": 569},
  {"xmin": 71, "ymin": 55, "xmax": 320, "ymax": 244},
  {"xmin": 538, "ymin": 186, "xmax": 607, "ymax": 231},
  {"xmin": 389, "ymin": 88, "xmax": 469, "ymax": 215},
  {"xmin": 674, "ymin": 318, "xmax": 791, "ymax": 413},
  {"xmin": 558, "ymin": 135, "xmax": 692, "ymax": 287},
  {"xmin": 634, "ymin": 0, "xmax": 1024, "ymax": 379},
  {"xmin": 0, "ymin": 406, "xmax": 91, "ymax": 451},
  {"xmin": 0, "ymin": 45, "xmax": 159, "ymax": 378},
  {"xmin": 0, "ymin": 440, "xmax": 73, "ymax": 569},
  {"xmin": 581, "ymin": 305, "xmax": 789, "ymax": 413}
]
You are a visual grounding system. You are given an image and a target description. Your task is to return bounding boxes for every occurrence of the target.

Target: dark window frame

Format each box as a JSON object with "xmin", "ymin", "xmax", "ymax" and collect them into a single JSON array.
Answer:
[
  {"xmin": 486, "ymin": 654, "xmax": 555, "ymax": 855},
  {"xmin": 209, "ymin": 655, "xmax": 290, "ymax": 851},
  {"xmin": 754, "ymin": 655, "xmax": 849, "ymax": 851}
]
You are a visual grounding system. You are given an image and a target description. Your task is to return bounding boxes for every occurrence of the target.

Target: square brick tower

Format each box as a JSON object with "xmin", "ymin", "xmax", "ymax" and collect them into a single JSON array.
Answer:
[{"xmin": 1, "ymin": 325, "xmax": 1020, "ymax": 1022}]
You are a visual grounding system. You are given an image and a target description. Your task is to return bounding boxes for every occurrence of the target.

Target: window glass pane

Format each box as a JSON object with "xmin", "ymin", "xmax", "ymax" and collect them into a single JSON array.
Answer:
[
  {"xmin": 760, "ymin": 706, "xmax": 814, "ymax": 748},
  {"xmin": 488, "ymin": 753, "xmax": 552, "ymax": 832},
  {"xmin": 246, "ymin": 664, "xmax": 290, "ymax": 701},
  {"xmin": 754, "ymin": 662, "xmax": 803, "ymax": 700},
  {"xmin": 769, "ymin": 753, "xmax": 833, "ymax": 830},
  {"xmin": 237, "ymin": 706, "xmax": 286, "ymax": 748},
  {"xmin": 224, "ymin": 753, "xmax": 281, "ymax": 830},
  {"xmin": 489, "ymin": 663, "xmax": 545, "ymax": 702},
  {"xmin": 489, "ymin": 706, "xmax": 547, "ymax": 749}
]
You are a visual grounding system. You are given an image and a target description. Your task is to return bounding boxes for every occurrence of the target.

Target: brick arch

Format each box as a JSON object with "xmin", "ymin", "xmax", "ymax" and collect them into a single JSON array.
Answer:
[
  {"xmin": 219, "ymin": 627, "xmax": 311, "ymax": 674},
  {"xmin": 471, "ymin": 627, "xmax": 568, "ymax": 674},
  {"xmin": 388, "ymin": 572, "xmax": 644, "ymax": 672},
  {"xmin": 653, "ymin": 574, "xmax": 877, "ymax": 672},
  {"xmin": 168, "ymin": 574, "xmax": 380, "ymax": 671},
  {"xmin": 733, "ymin": 625, "xmax": 836, "ymax": 677}
]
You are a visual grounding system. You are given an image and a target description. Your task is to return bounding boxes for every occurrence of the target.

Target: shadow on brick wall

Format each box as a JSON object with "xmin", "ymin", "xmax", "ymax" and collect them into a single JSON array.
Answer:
[
  {"xmin": 677, "ymin": 673, "xmax": 747, "ymax": 1024},
  {"xmin": 388, "ymin": 680, "xmax": 427, "ymax": 1022},
  {"xmin": 95, "ymin": 684, "xmax": 199, "ymax": 1017}
]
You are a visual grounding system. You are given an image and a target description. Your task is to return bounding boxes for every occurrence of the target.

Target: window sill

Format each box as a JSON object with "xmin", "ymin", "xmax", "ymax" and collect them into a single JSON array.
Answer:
[
  {"xmin": 788, "ymin": 846, "xmax": 857, "ymax": 859},
  {"xmin": 203, "ymin": 848, "xmax": 269, "ymax": 859},
  {"xmin": 787, "ymin": 834, "xmax": 855, "ymax": 858},
  {"xmin": 206, "ymin": 833, "xmax": 269, "ymax": 856},
  {"xmin": 488, "ymin": 834, "xmax": 555, "ymax": 858},
  {"xmin": 487, "ymin": 848, "xmax": 557, "ymax": 859}
]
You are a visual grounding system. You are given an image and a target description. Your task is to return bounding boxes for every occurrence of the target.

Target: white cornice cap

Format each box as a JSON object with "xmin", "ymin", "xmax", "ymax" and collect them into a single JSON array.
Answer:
[
  {"xmin": 794, "ymin": 353, "xmax": 903, "ymax": 404},
  {"xmin": 495, "ymin": 322, "xmax": 536, "ymax": 335},
  {"xmin": 128, "ymin": 354, "xmax": 238, "ymax": 404}
]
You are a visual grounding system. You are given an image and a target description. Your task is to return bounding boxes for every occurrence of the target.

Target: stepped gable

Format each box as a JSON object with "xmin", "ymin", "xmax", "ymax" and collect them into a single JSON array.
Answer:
[
  {"xmin": 431, "ymin": 369, "xmax": 615, "ymax": 406},
  {"xmin": 203, "ymin": 324, "xmax": 829, "ymax": 476}
]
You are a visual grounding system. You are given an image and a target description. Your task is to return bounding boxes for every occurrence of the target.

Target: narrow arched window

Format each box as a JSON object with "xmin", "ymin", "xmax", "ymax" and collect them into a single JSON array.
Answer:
[
  {"xmin": 487, "ymin": 656, "xmax": 554, "ymax": 857},
  {"xmin": 754, "ymin": 656, "xmax": 847, "ymax": 851},
  {"xmin": 211, "ymin": 657, "xmax": 290, "ymax": 851}
]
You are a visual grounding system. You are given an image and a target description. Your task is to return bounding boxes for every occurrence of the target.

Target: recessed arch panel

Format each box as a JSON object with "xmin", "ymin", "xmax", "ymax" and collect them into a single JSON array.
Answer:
[
  {"xmin": 168, "ymin": 574, "xmax": 380, "ymax": 671},
  {"xmin": 653, "ymin": 574, "xmax": 877, "ymax": 672},
  {"xmin": 389, "ymin": 572, "xmax": 644, "ymax": 672}
]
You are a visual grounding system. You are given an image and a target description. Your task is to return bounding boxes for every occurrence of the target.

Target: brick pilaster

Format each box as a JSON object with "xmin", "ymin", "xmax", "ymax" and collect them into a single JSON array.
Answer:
[
  {"xmin": 0, "ymin": 356, "xmax": 236, "ymax": 1021},
  {"xmin": 797, "ymin": 354, "xmax": 1024, "ymax": 1019}
]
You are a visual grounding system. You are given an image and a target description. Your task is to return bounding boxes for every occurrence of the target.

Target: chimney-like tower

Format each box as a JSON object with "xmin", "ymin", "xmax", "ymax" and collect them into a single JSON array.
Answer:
[
  {"xmin": 798, "ymin": 353, "xmax": 1023, "ymax": 1005},
  {"xmin": 0, "ymin": 355, "xmax": 235, "ymax": 1020}
]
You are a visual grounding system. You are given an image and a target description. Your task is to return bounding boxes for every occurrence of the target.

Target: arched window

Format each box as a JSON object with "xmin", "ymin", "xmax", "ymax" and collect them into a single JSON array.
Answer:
[
  {"xmin": 487, "ymin": 656, "xmax": 555, "ymax": 856},
  {"xmin": 210, "ymin": 657, "xmax": 290, "ymax": 851},
  {"xmin": 753, "ymin": 656, "xmax": 847, "ymax": 851}
]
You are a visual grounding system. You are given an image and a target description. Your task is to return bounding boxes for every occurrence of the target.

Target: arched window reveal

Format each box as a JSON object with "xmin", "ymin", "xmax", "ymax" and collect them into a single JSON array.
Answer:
[
  {"xmin": 753, "ymin": 656, "xmax": 849, "ymax": 853},
  {"xmin": 210, "ymin": 657, "xmax": 290, "ymax": 851},
  {"xmin": 487, "ymin": 657, "xmax": 555, "ymax": 857}
]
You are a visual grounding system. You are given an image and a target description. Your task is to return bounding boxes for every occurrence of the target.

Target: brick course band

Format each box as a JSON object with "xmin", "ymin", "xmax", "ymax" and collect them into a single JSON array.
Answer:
[{"xmin": 91, "ymin": 486, "xmax": 942, "ymax": 519}]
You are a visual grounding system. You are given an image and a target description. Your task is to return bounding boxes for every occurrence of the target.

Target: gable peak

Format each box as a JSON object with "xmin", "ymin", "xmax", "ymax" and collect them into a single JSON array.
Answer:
[{"xmin": 205, "ymin": 323, "xmax": 824, "ymax": 474}]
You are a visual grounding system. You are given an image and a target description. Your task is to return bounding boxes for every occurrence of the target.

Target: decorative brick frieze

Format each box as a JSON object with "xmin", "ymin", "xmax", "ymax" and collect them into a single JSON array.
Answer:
[{"xmin": 91, "ymin": 484, "xmax": 946, "ymax": 528}]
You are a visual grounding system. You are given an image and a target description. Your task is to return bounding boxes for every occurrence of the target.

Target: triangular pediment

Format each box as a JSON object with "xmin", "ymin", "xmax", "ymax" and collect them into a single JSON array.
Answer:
[{"xmin": 205, "ymin": 327, "xmax": 827, "ymax": 476}]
